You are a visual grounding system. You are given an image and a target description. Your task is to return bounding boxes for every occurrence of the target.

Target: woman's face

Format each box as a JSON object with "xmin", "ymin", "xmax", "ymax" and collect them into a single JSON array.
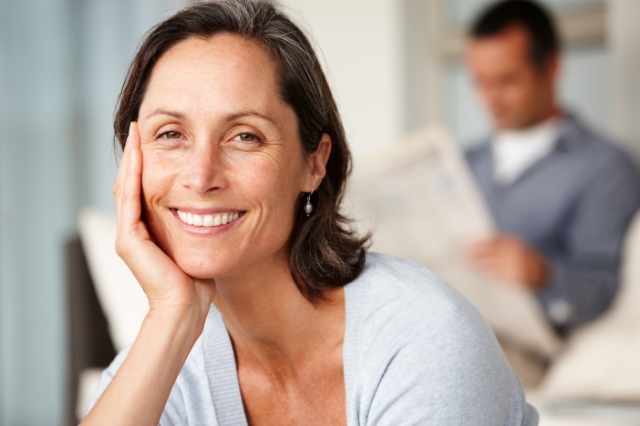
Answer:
[{"xmin": 138, "ymin": 34, "xmax": 316, "ymax": 279}]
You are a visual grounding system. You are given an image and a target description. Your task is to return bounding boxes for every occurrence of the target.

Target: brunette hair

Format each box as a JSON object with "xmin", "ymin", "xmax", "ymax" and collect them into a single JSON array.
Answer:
[
  {"xmin": 470, "ymin": 0, "xmax": 559, "ymax": 70},
  {"xmin": 114, "ymin": 0, "xmax": 369, "ymax": 302}
]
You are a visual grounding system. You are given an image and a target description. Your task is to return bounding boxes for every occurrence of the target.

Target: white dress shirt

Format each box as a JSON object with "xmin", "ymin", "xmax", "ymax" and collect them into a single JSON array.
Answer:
[{"xmin": 492, "ymin": 117, "xmax": 564, "ymax": 186}]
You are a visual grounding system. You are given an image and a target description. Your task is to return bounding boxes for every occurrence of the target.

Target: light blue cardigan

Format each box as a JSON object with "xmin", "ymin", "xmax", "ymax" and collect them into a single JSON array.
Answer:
[{"xmin": 89, "ymin": 253, "xmax": 538, "ymax": 425}]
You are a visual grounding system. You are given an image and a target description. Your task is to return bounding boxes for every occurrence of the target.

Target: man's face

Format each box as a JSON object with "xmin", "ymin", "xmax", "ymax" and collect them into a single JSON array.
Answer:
[{"xmin": 466, "ymin": 25, "xmax": 558, "ymax": 130}]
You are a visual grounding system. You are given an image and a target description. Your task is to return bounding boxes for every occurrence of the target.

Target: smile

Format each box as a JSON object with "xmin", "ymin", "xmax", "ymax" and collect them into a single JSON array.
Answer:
[{"xmin": 174, "ymin": 209, "xmax": 243, "ymax": 227}]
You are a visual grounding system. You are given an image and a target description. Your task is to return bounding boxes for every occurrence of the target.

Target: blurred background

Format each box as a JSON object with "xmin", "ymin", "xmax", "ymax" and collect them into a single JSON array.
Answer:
[{"xmin": 1, "ymin": 0, "xmax": 640, "ymax": 425}]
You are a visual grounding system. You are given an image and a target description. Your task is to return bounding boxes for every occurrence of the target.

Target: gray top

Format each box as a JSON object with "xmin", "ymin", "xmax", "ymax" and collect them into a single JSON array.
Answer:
[
  {"xmin": 89, "ymin": 253, "xmax": 538, "ymax": 425},
  {"xmin": 466, "ymin": 115, "xmax": 640, "ymax": 331}
]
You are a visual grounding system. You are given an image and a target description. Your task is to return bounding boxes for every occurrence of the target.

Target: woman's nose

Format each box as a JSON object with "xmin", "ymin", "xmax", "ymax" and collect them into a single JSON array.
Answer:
[{"xmin": 179, "ymin": 143, "xmax": 228, "ymax": 195}]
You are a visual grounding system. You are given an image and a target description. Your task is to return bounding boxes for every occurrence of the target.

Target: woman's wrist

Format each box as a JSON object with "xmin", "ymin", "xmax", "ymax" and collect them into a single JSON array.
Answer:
[
  {"xmin": 83, "ymin": 303, "xmax": 209, "ymax": 426},
  {"xmin": 144, "ymin": 303, "xmax": 210, "ymax": 349}
]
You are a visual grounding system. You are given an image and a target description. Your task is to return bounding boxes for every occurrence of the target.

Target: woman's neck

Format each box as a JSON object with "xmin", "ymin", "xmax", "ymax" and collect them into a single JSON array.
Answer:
[{"xmin": 212, "ymin": 253, "xmax": 345, "ymax": 378}]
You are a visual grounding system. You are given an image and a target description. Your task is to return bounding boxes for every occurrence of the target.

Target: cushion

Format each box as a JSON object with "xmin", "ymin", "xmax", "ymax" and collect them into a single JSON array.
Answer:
[
  {"xmin": 540, "ymin": 210, "xmax": 640, "ymax": 400},
  {"xmin": 78, "ymin": 207, "xmax": 148, "ymax": 352}
]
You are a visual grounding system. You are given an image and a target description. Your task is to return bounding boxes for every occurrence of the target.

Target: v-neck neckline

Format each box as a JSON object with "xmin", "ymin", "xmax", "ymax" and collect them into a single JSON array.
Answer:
[{"xmin": 201, "ymin": 267, "xmax": 370, "ymax": 426}]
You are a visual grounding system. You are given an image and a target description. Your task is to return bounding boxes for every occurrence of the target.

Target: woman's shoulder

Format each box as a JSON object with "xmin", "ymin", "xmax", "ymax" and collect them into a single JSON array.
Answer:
[
  {"xmin": 349, "ymin": 252, "xmax": 481, "ymax": 327},
  {"xmin": 345, "ymin": 253, "xmax": 538, "ymax": 425},
  {"xmin": 346, "ymin": 252, "xmax": 506, "ymax": 376}
]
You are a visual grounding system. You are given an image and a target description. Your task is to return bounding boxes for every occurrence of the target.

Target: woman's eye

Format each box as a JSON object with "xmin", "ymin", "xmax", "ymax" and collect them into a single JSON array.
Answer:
[
  {"xmin": 161, "ymin": 131, "xmax": 182, "ymax": 139},
  {"xmin": 236, "ymin": 133, "xmax": 260, "ymax": 142}
]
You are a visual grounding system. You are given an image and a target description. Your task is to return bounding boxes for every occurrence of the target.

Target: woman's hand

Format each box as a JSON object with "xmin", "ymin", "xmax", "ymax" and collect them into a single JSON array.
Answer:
[
  {"xmin": 112, "ymin": 122, "xmax": 216, "ymax": 319},
  {"xmin": 84, "ymin": 123, "xmax": 216, "ymax": 426}
]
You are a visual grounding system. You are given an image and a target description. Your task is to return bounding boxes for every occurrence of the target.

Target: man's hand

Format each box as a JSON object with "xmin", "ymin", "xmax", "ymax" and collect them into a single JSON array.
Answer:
[{"xmin": 466, "ymin": 234, "xmax": 548, "ymax": 290}]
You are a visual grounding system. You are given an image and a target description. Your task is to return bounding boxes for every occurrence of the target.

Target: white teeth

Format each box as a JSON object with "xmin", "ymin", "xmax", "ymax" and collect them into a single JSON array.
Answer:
[{"xmin": 176, "ymin": 210, "xmax": 241, "ymax": 228}]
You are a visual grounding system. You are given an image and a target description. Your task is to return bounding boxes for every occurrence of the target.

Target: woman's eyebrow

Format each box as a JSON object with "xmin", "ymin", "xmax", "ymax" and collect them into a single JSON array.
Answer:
[
  {"xmin": 144, "ymin": 108, "xmax": 185, "ymax": 120},
  {"xmin": 224, "ymin": 111, "xmax": 279, "ymax": 127}
]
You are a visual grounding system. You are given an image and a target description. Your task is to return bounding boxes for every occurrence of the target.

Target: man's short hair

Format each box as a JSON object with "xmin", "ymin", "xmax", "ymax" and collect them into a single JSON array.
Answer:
[{"xmin": 470, "ymin": 0, "xmax": 559, "ymax": 69}]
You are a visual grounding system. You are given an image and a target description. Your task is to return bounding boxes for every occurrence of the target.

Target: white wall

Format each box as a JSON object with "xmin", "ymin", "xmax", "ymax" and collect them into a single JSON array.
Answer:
[
  {"xmin": 280, "ymin": 0, "xmax": 403, "ymax": 164},
  {"xmin": 609, "ymin": 0, "xmax": 640, "ymax": 165}
]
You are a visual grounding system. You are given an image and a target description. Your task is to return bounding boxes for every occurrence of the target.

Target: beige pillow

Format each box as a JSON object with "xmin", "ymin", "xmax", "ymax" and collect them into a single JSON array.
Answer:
[
  {"xmin": 540, "ymin": 210, "xmax": 640, "ymax": 400},
  {"xmin": 78, "ymin": 207, "xmax": 148, "ymax": 352}
]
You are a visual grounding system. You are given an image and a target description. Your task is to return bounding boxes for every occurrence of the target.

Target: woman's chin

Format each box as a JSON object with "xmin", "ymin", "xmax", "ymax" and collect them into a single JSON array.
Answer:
[
  {"xmin": 179, "ymin": 265, "xmax": 225, "ymax": 280},
  {"xmin": 173, "ymin": 252, "xmax": 232, "ymax": 280}
]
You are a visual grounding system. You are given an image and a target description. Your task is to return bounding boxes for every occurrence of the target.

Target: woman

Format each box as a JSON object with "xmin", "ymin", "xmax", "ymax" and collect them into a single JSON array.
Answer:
[{"xmin": 84, "ymin": 0, "xmax": 538, "ymax": 424}]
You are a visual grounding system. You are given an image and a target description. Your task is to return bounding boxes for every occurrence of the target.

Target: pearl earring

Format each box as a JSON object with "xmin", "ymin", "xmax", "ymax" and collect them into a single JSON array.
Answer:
[{"xmin": 304, "ymin": 191, "xmax": 314, "ymax": 216}]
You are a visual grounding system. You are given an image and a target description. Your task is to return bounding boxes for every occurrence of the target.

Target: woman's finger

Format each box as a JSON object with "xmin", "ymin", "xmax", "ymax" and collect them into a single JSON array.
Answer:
[
  {"xmin": 119, "ymin": 122, "xmax": 143, "ymax": 232},
  {"xmin": 113, "ymin": 123, "xmax": 135, "ymax": 210}
]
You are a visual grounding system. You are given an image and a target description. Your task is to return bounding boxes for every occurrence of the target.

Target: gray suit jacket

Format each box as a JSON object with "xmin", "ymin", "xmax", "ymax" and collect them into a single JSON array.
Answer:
[{"xmin": 466, "ymin": 115, "xmax": 640, "ymax": 332}]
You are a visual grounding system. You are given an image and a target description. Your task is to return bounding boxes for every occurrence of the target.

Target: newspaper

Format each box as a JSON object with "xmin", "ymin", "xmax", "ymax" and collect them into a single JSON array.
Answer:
[{"xmin": 348, "ymin": 125, "xmax": 564, "ymax": 358}]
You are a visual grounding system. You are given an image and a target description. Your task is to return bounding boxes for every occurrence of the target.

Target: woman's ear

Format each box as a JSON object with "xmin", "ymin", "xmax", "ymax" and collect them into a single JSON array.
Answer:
[{"xmin": 307, "ymin": 133, "xmax": 332, "ymax": 191}]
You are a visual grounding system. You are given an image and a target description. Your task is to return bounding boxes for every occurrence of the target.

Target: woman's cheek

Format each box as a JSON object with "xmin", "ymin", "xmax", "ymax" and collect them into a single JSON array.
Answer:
[
  {"xmin": 140, "ymin": 150, "xmax": 185, "ymax": 247},
  {"xmin": 141, "ymin": 148, "xmax": 185, "ymax": 196},
  {"xmin": 239, "ymin": 156, "xmax": 298, "ymax": 211}
]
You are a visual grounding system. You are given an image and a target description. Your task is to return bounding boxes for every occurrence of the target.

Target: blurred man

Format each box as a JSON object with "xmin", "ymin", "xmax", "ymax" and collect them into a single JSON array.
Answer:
[{"xmin": 465, "ymin": 0, "xmax": 640, "ymax": 336}]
